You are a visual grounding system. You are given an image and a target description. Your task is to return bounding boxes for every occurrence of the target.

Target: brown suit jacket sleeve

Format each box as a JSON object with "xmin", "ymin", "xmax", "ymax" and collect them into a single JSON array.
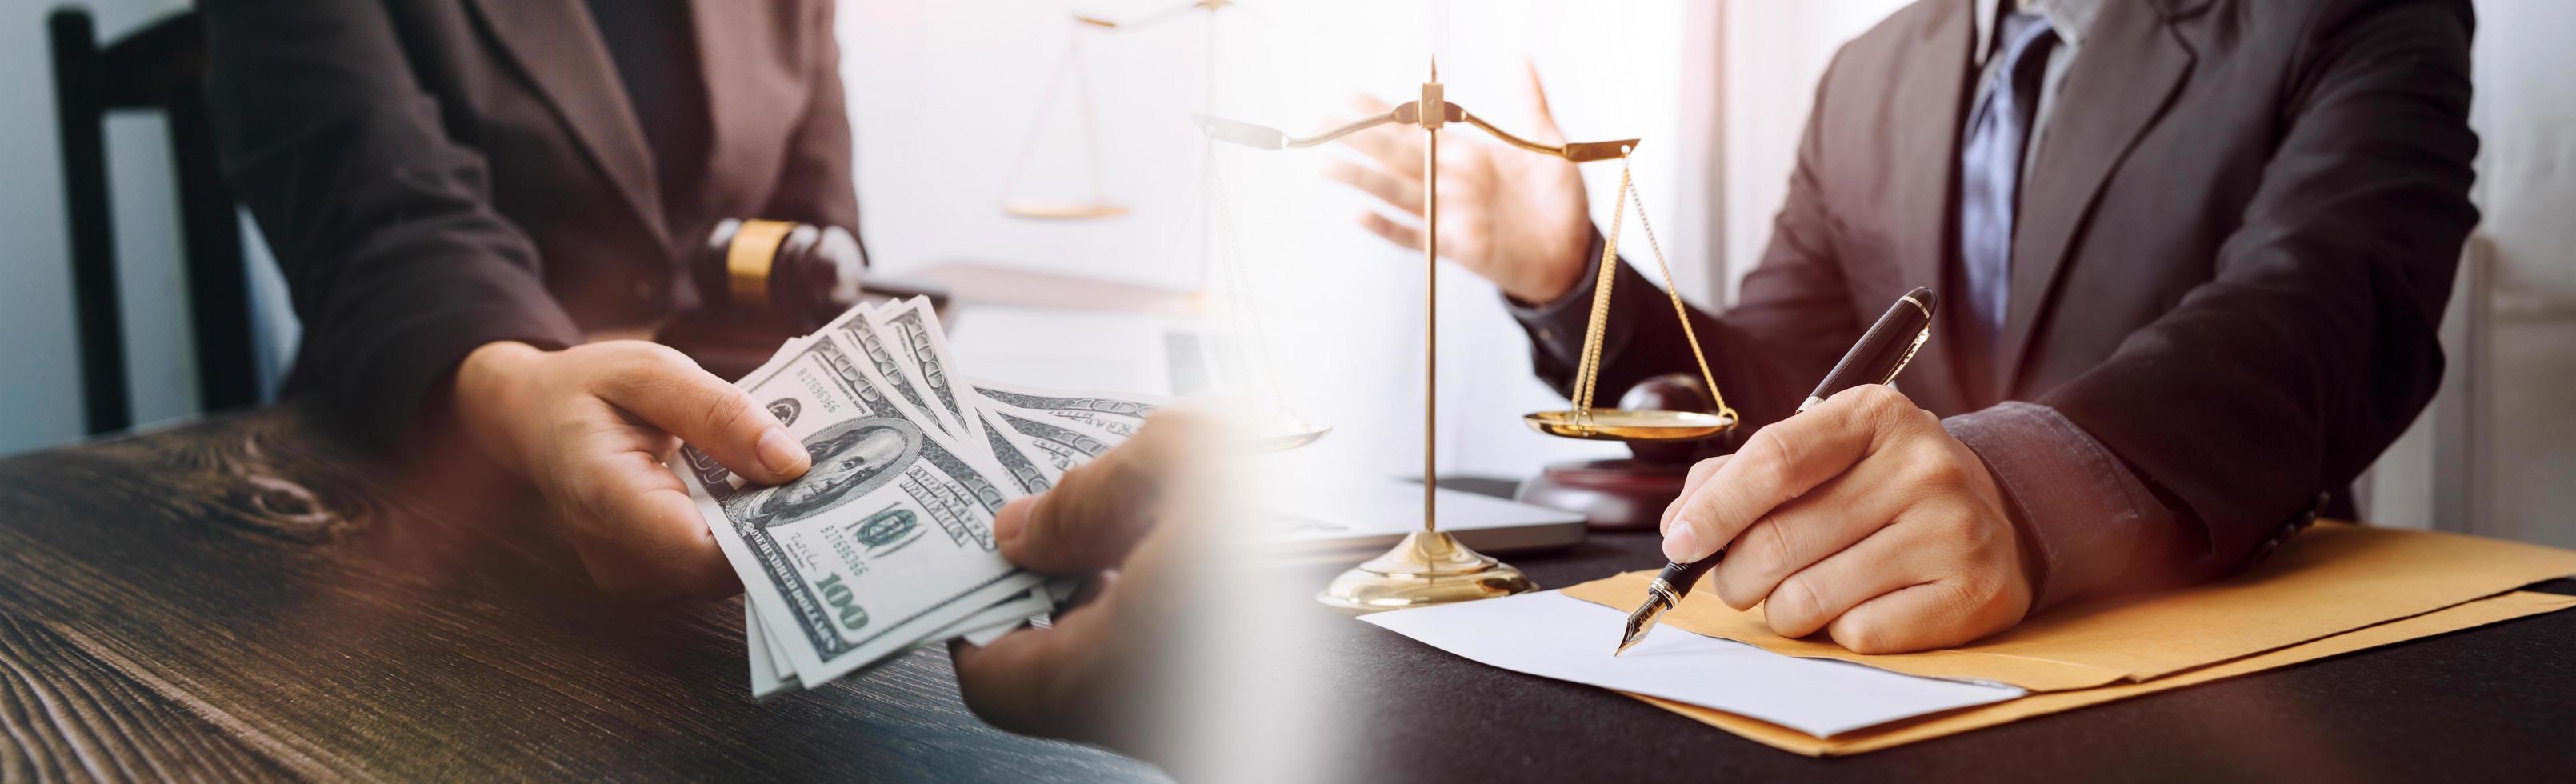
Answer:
[
  {"xmin": 761, "ymin": 0, "xmax": 865, "ymax": 257},
  {"xmin": 203, "ymin": 0, "xmax": 582, "ymax": 447},
  {"xmin": 2042, "ymin": 1, "xmax": 2478, "ymax": 578}
]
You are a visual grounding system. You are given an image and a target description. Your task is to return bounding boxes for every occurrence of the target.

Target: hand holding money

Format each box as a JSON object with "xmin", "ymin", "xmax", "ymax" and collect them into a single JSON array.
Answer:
[
  {"xmin": 451, "ymin": 338, "xmax": 810, "ymax": 600},
  {"xmin": 687, "ymin": 297, "xmax": 1182, "ymax": 698},
  {"xmin": 953, "ymin": 410, "xmax": 1218, "ymax": 755}
]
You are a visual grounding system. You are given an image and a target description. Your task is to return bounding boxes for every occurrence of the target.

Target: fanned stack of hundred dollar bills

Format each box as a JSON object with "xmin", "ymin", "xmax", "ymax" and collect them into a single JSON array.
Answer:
[{"xmin": 670, "ymin": 296, "xmax": 1165, "ymax": 698}]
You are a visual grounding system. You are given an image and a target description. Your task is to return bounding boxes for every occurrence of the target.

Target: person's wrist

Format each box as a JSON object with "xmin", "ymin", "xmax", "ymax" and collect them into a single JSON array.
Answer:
[
  {"xmin": 453, "ymin": 340, "xmax": 546, "ymax": 478},
  {"xmin": 1509, "ymin": 235, "xmax": 1592, "ymax": 304},
  {"xmin": 1961, "ymin": 445, "xmax": 2044, "ymax": 614}
]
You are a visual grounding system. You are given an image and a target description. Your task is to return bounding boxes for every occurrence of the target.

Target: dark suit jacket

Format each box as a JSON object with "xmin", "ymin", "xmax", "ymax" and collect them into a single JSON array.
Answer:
[
  {"xmin": 202, "ymin": 0, "xmax": 858, "ymax": 444},
  {"xmin": 1533, "ymin": 0, "xmax": 2477, "ymax": 584}
]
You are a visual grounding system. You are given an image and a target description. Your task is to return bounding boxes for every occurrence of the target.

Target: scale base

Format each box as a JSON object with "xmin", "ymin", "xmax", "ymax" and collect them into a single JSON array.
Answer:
[
  {"xmin": 1315, "ymin": 530, "xmax": 1538, "ymax": 612},
  {"xmin": 1516, "ymin": 458, "xmax": 1692, "ymax": 531}
]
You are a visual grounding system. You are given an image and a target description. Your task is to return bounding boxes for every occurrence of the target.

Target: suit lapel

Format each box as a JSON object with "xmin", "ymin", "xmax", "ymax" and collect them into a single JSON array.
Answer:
[
  {"xmin": 688, "ymin": 0, "xmax": 764, "ymax": 218},
  {"xmin": 466, "ymin": 0, "xmax": 670, "ymax": 249},
  {"xmin": 1889, "ymin": 0, "xmax": 1976, "ymax": 409},
  {"xmin": 1996, "ymin": 0, "xmax": 2193, "ymax": 393}
]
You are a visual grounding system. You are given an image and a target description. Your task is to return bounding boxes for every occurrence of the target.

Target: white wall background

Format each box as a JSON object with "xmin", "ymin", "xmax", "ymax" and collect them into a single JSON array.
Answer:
[
  {"xmin": 2406, "ymin": 0, "xmax": 2576, "ymax": 546},
  {"xmin": 842, "ymin": 0, "xmax": 1689, "ymax": 485},
  {"xmin": 1717, "ymin": 0, "xmax": 1914, "ymax": 303}
]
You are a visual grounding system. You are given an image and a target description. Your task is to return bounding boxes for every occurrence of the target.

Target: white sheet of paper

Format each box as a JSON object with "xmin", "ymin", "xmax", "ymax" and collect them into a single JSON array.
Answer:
[{"xmin": 1359, "ymin": 590, "xmax": 2026, "ymax": 738}]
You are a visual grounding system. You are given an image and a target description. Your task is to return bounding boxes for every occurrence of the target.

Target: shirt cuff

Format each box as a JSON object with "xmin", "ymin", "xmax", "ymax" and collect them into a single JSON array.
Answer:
[{"xmin": 1945, "ymin": 401, "xmax": 2181, "ymax": 611}]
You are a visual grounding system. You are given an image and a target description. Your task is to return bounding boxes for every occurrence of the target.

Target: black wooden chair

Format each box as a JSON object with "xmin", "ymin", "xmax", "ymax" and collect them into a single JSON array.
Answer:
[{"xmin": 50, "ymin": 6, "xmax": 258, "ymax": 434}]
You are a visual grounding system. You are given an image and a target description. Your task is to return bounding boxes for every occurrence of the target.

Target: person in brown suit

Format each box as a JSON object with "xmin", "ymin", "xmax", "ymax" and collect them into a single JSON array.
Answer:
[
  {"xmin": 1334, "ymin": 0, "xmax": 2480, "ymax": 653},
  {"xmin": 203, "ymin": 1, "xmax": 1178, "ymax": 748},
  {"xmin": 206, "ymin": 0, "xmax": 855, "ymax": 598}
]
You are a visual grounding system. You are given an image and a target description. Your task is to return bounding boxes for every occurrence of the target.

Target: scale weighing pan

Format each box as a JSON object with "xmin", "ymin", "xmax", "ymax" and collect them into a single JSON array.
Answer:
[
  {"xmin": 1522, "ymin": 409, "xmax": 1734, "ymax": 442},
  {"xmin": 1234, "ymin": 421, "xmax": 1333, "ymax": 454},
  {"xmin": 1002, "ymin": 198, "xmax": 1132, "ymax": 220}
]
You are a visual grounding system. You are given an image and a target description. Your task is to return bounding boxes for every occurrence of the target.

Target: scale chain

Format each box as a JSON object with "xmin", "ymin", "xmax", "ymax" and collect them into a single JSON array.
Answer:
[
  {"xmin": 1618, "ymin": 156, "xmax": 1736, "ymax": 426},
  {"xmin": 1562, "ymin": 153, "xmax": 1738, "ymax": 432},
  {"xmin": 1568, "ymin": 161, "xmax": 1630, "ymax": 419}
]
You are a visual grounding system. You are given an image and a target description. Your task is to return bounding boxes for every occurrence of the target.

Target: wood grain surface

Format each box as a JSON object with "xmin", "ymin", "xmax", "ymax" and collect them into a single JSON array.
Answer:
[{"xmin": 0, "ymin": 406, "xmax": 1164, "ymax": 782}]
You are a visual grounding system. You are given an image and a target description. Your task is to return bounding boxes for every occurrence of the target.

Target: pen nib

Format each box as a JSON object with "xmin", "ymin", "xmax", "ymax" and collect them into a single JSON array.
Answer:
[{"xmin": 1614, "ymin": 597, "xmax": 1666, "ymax": 656}]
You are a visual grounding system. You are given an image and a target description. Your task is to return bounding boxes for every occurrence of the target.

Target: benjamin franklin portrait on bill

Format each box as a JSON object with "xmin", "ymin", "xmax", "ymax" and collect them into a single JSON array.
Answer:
[{"xmin": 734, "ymin": 418, "xmax": 923, "ymax": 529}]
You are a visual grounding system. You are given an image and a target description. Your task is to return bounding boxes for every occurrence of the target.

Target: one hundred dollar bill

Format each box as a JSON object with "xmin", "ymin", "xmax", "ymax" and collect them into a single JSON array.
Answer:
[
  {"xmin": 683, "ymin": 333, "xmax": 1042, "ymax": 687},
  {"xmin": 878, "ymin": 298, "xmax": 988, "ymax": 445},
  {"xmin": 966, "ymin": 377, "xmax": 1166, "ymax": 439},
  {"xmin": 834, "ymin": 303, "xmax": 972, "ymax": 442},
  {"xmin": 746, "ymin": 582, "xmax": 1046, "ymax": 698},
  {"xmin": 984, "ymin": 404, "xmax": 1126, "ymax": 475},
  {"xmin": 748, "ymin": 601, "xmax": 796, "ymax": 698},
  {"xmin": 977, "ymin": 406, "xmax": 1065, "ymax": 496}
]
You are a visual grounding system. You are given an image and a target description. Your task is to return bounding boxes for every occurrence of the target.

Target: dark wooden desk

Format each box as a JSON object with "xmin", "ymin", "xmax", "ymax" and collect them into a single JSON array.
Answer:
[
  {"xmin": 1298, "ymin": 479, "xmax": 2576, "ymax": 782},
  {"xmin": 0, "ymin": 406, "xmax": 1162, "ymax": 782}
]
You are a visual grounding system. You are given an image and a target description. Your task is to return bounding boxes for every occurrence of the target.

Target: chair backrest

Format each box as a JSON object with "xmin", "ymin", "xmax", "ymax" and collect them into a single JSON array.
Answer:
[{"xmin": 49, "ymin": 6, "xmax": 257, "ymax": 434}]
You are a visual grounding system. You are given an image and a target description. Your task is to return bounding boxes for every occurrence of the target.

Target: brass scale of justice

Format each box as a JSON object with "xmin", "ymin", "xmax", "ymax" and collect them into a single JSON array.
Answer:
[{"xmin": 1007, "ymin": 3, "xmax": 1738, "ymax": 610}]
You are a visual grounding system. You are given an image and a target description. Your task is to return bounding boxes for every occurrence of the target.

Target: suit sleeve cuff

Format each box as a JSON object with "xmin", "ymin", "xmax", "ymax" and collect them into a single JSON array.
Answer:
[
  {"xmin": 325, "ymin": 298, "xmax": 580, "ymax": 453},
  {"xmin": 1945, "ymin": 401, "xmax": 2182, "ymax": 611}
]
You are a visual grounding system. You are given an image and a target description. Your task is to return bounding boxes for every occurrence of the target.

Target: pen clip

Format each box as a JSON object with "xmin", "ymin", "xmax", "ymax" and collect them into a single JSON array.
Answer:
[{"xmin": 1877, "ymin": 326, "xmax": 1931, "ymax": 386}]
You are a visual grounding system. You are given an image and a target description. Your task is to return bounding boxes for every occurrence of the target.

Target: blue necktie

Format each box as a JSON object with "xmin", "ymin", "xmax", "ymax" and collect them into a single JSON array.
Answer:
[{"xmin": 1960, "ymin": 12, "xmax": 2057, "ymax": 344}]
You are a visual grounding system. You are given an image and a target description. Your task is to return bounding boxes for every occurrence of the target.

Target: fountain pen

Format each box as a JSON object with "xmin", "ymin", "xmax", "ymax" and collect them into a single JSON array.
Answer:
[{"xmin": 1616, "ymin": 287, "xmax": 1935, "ymax": 655}]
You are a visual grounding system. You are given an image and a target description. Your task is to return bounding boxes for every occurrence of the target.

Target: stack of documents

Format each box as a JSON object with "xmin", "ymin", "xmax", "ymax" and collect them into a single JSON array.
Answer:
[
  {"xmin": 1365, "ymin": 523, "xmax": 2576, "ymax": 754},
  {"xmin": 671, "ymin": 296, "xmax": 1166, "ymax": 698}
]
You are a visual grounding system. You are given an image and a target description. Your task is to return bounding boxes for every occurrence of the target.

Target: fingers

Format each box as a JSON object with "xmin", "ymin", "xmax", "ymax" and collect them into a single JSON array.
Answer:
[
  {"xmin": 996, "ymin": 462, "xmax": 1154, "ymax": 574},
  {"xmin": 1340, "ymin": 94, "xmax": 1423, "ymax": 173},
  {"xmin": 1754, "ymin": 522, "xmax": 1929, "ymax": 640},
  {"xmin": 1660, "ymin": 385, "xmax": 1915, "ymax": 562},
  {"xmin": 594, "ymin": 343, "xmax": 808, "ymax": 486},
  {"xmin": 1355, "ymin": 211, "xmax": 1424, "ymax": 250},
  {"xmin": 1826, "ymin": 581, "xmax": 2019, "ymax": 654},
  {"xmin": 1757, "ymin": 509, "xmax": 2028, "ymax": 653},
  {"xmin": 1707, "ymin": 457, "xmax": 1910, "ymax": 610},
  {"xmin": 950, "ymin": 598, "xmax": 1116, "ymax": 742},
  {"xmin": 995, "ymin": 488, "xmax": 1153, "ymax": 574},
  {"xmin": 1326, "ymin": 158, "xmax": 1425, "ymax": 215},
  {"xmin": 566, "ymin": 447, "xmax": 740, "ymax": 600},
  {"xmin": 1661, "ymin": 455, "xmax": 1731, "ymax": 534}
]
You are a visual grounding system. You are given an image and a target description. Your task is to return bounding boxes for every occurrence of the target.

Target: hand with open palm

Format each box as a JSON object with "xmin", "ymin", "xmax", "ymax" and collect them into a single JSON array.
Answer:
[{"xmin": 1328, "ymin": 62, "xmax": 1597, "ymax": 304}]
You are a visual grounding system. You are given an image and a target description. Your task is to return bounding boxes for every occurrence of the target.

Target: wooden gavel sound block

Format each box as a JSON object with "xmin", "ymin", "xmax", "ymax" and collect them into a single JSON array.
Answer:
[{"xmin": 1514, "ymin": 374, "xmax": 1726, "ymax": 531}]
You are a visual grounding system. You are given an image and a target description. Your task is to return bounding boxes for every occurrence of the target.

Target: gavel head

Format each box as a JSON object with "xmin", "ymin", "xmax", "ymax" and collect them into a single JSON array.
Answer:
[
  {"xmin": 694, "ymin": 218, "xmax": 867, "ymax": 332},
  {"xmin": 1621, "ymin": 373, "xmax": 1715, "ymax": 466}
]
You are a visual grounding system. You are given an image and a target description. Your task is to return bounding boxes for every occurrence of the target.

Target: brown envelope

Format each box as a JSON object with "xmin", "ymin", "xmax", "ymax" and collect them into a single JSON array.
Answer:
[
  {"xmin": 1560, "ymin": 523, "xmax": 2576, "ymax": 691},
  {"xmin": 1557, "ymin": 523, "xmax": 2576, "ymax": 754},
  {"xmin": 1630, "ymin": 590, "xmax": 2576, "ymax": 756}
]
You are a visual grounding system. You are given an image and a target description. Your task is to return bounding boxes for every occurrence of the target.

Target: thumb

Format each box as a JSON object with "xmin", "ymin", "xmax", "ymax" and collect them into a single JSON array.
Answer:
[
  {"xmin": 596, "ymin": 345, "xmax": 810, "ymax": 486},
  {"xmin": 993, "ymin": 410, "xmax": 1215, "ymax": 574},
  {"xmin": 993, "ymin": 438, "xmax": 1162, "ymax": 574}
]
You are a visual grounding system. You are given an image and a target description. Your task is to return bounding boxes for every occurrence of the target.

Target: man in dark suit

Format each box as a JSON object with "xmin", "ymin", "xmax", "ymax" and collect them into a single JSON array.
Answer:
[{"xmin": 1332, "ymin": 0, "xmax": 2478, "ymax": 652}]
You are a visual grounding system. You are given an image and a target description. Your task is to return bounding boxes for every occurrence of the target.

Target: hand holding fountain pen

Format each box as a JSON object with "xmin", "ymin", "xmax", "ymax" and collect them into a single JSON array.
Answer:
[{"xmin": 1615, "ymin": 287, "xmax": 1937, "ymax": 655}]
